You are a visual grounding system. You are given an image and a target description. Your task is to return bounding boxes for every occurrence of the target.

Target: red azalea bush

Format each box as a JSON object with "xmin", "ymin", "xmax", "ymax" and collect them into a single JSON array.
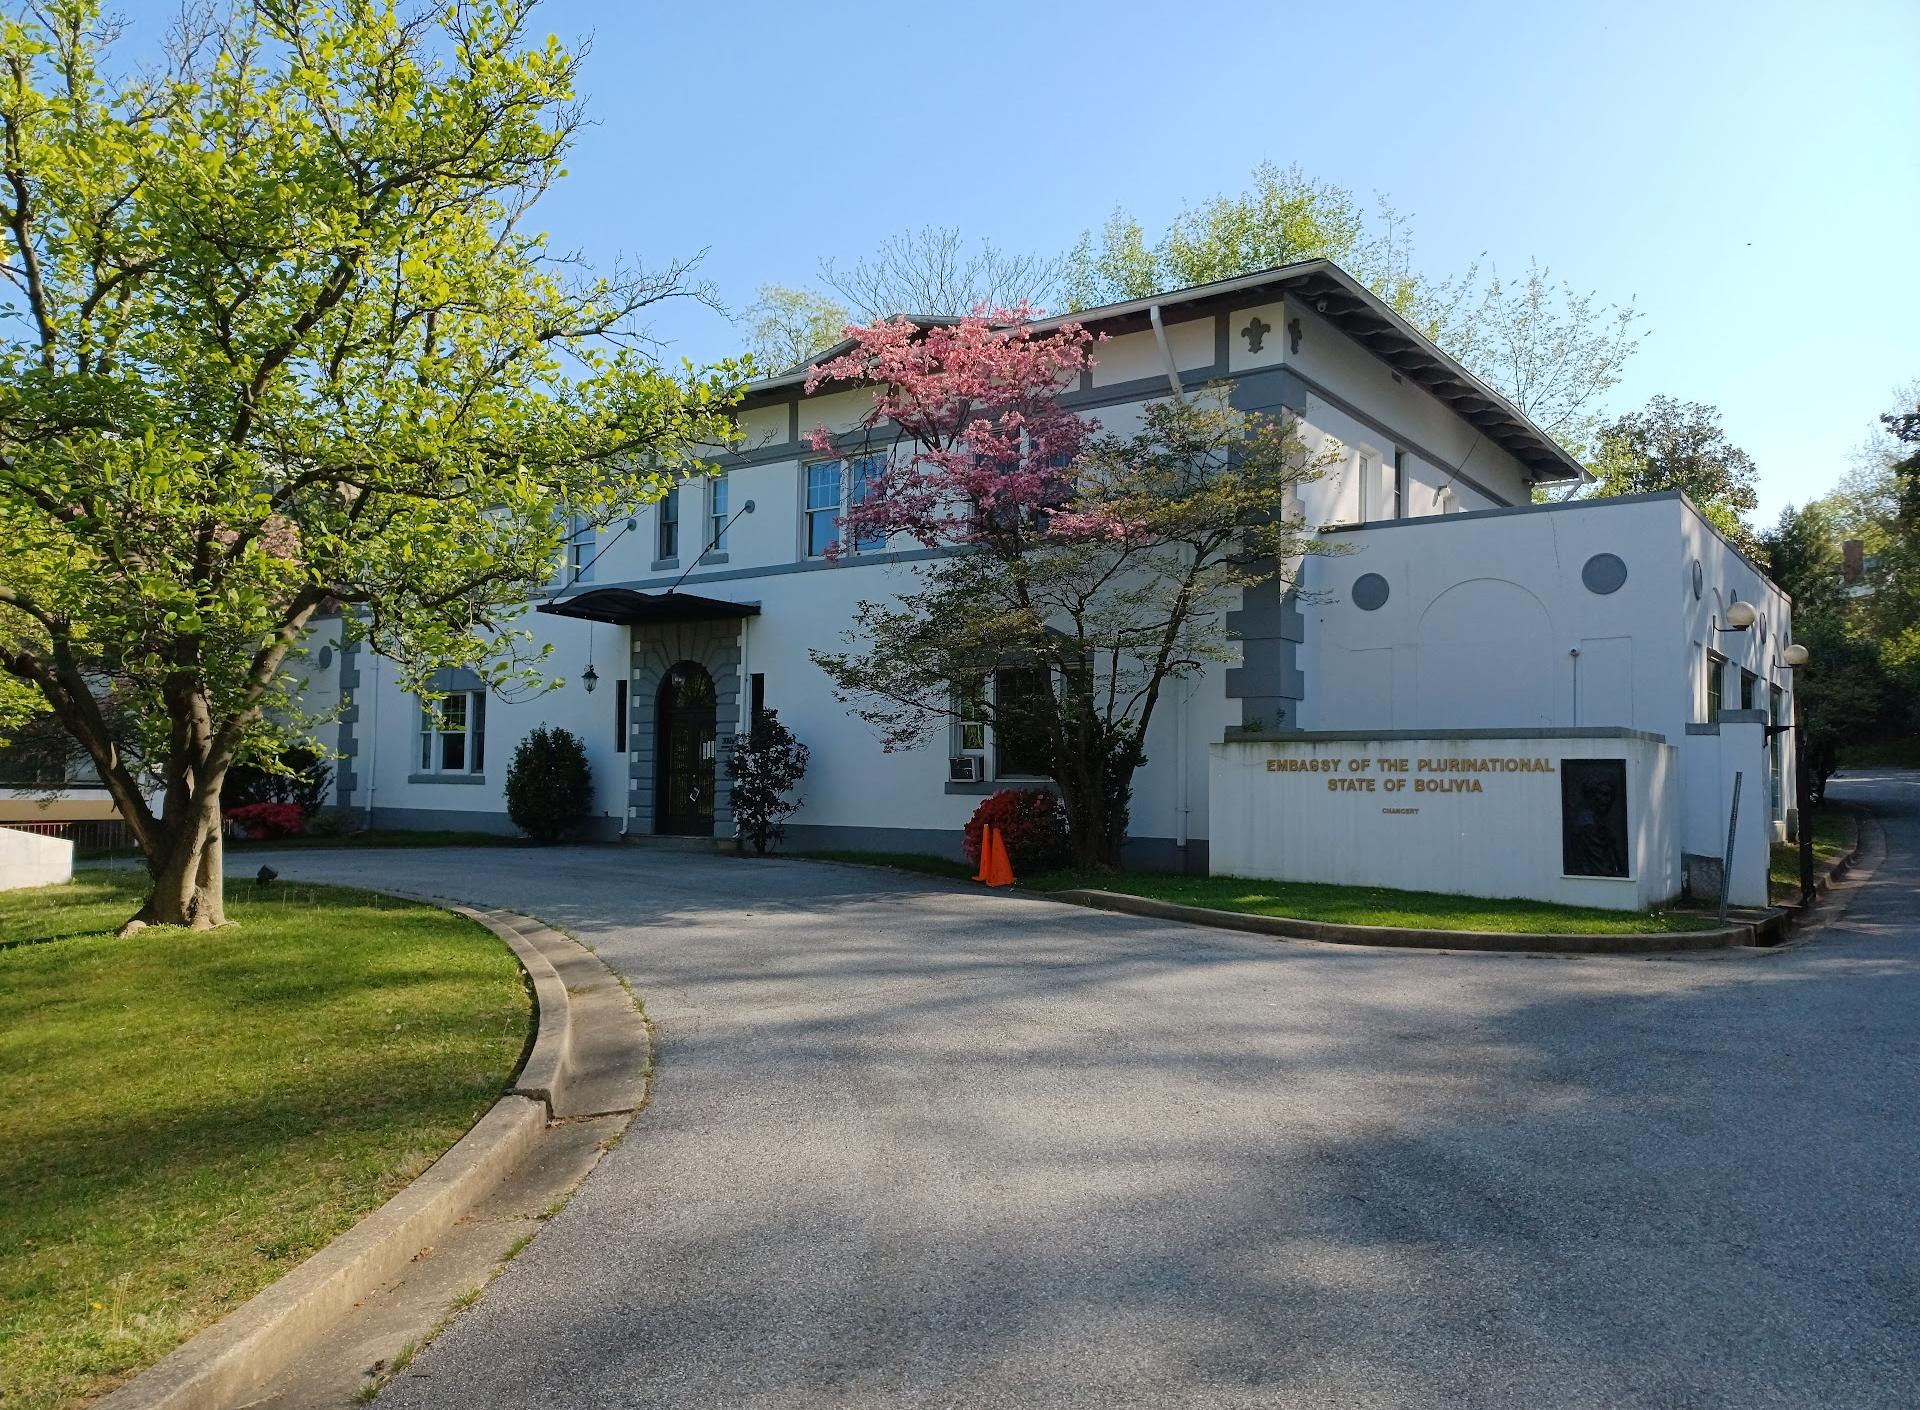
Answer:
[
  {"xmin": 962, "ymin": 788, "xmax": 1070, "ymax": 874},
  {"xmin": 224, "ymin": 801, "xmax": 308, "ymax": 840}
]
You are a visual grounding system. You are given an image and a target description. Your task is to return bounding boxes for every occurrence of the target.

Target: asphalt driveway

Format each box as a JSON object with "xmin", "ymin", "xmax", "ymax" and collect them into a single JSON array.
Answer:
[{"xmin": 260, "ymin": 770, "xmax": 1920, "ymax": 1409}]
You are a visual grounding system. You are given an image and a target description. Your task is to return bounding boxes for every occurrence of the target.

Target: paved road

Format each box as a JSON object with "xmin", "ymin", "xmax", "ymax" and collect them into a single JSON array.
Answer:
[{"xmin": 264, "ymin": 771, "xmax": 1919, "ymax": 1409}]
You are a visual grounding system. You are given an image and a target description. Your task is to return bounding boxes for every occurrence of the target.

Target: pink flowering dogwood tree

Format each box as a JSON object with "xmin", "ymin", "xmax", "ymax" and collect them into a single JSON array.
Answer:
[{"xmin": 807, "ymin": 308, "xmax": 1331, "ymax": 868}]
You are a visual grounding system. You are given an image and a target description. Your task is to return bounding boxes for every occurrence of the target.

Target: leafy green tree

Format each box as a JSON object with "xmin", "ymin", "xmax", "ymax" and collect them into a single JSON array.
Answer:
[
  {"xmin": 1062, "ymin": 162, "xmax": 1641, "ymax": 454},
  {"xmin": 740, "ymin": 284, "xmax": 848, "ymax": 374},
  {"xmin": 0, "ymin": 1, "xmax": 739, "ymax": 930},
  {"xmin": 1761, "ymin": 501, "xmax": 1847, "ymax": 623},
  {"xmin": 1444, "ymin": 261, "xmax": 1640, "ymax": 457},
  {"xmin": 505, "ymin": 725, "xmax": 593, "ymax": 843},
  {"xmin": 1585, "ymin": 396, "xmax": 1761, "ymax": 549}
]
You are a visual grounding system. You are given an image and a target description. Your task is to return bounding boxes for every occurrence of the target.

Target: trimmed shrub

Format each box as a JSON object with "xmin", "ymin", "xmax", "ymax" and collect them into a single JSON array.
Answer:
[
  {"xmin": 224, "ymin": 801, "xmax": 307, "ymax": 840},
  {"xmin": 225, "ymin": 744, "xmax": 334, "ymax": 816},
  {"xmin": 303, "ymin": 808, "xmax": 354, "ymax": 839},
  {"xmin": 726, "ymin": 710, "xmax": 810, "ymax": 855},
  {"xmin": 505, "ymin": 725, "xmax": 593, "ymax": 844},
  {"xmin": 962, "ymin": 788, "xmax": 1070, "ymax": 874}
]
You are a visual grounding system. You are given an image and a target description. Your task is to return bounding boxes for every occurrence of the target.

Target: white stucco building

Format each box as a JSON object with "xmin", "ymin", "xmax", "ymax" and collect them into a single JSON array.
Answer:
[{"xmin": 309, "ymin": 260, "xmax": 1799, "ymax": 911}]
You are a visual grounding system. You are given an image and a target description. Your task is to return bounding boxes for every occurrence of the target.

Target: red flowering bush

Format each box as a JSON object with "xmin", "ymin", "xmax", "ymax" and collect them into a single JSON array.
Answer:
[
  {"xmin": 224, "ymin": 802, "xmax": 307, "ymax": 840},
  {"xmin": 962, "ymin": 788, "xmax": 1070, "ymax": 875}
]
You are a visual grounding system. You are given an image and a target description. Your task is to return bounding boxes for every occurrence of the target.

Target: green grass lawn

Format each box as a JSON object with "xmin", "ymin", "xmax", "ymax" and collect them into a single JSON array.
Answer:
[
  {"xmin": 1020, "ymin": 871, "xmax": 1715, "ymax": 935},
  {"xmin": 0, "ymin": 871, "xmax": 530, "ymax": 1410},
  {"xmin": 792, "ymin": 848, "xmax": 1713, "ymax": 934},
  {"xmin": 1771, "ymin": 804, "xmax": 1859, "ymax": 900}
]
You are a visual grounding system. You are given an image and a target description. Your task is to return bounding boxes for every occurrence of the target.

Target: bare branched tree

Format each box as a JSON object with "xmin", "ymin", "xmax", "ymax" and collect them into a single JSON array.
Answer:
[{"xmin": 819, "ymin": 224, "xmax": 1065, "ymax": 319}]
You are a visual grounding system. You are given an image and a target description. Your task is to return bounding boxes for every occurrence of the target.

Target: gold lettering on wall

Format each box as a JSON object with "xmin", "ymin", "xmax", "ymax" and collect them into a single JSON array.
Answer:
[{"xmin": 1266, "ymin": 752, "xmax": 1557, "ymax": 799}]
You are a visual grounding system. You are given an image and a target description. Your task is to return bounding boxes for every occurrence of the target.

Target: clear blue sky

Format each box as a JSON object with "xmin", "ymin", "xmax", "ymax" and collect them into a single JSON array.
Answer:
[
  {"xmin": 137, "ymin": 2, "xmax": 1920, "ymax": 523},
  {"xmin": 524, "ymin": 0, "xmax": 1917, "ymax": 525}
]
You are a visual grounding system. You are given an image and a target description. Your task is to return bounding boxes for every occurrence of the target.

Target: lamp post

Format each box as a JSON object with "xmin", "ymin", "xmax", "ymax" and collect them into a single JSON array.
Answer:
[{"xmin": 1769, "ymin": 643, "xmax": 1813, "ymax": 906}]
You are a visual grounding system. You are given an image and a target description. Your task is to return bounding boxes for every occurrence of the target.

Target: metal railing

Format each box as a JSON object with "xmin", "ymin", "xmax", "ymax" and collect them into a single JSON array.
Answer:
[{"xmin": 0, "ymin": 818, "xmax": 138, "ymax": 853}]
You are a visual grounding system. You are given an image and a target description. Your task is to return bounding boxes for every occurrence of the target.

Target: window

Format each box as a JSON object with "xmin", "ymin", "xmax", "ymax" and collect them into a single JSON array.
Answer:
[
  {"xmin": 805, "ymin": 461, "xmax": 840, "ymax": 557},
  {"xmin": 566, "ymin": 514, "xmax": 594, "ymax": 581},
  {"xmin": 1770, "ymin": 684, "xmax": 1785, "ymax": 814},
  {"xmin": 710, "ymin": 474, "xmax": 730, "ymax": 553},
  {"xmin": 955, "ymin": 678, "xmax": 988, "ymax": 755},
  {"xmin": 1705, "ymin": 651, "xmax": 1726, "ymax": 723},
  {"xmin": 804, "ymin": 456, "xmax": 888, "ymax": 557},
  {"xmin": 658, "ymin": 485, "xmax": 680, "ymax": 561},
  {"xmin": 419, "ymin": 690, "xmax": 486, "ymax": 775},
  {"xmin": 1356, "ymin": 452, "xmax": 1374, "ymax": 522},
  {"xmin": 1740, "ymin": 668, "xmax": 1758, "ymax": 711},
  {"xmin": 552, "ymin": 511, "xmax": 593, "ymax": 588},
  {"xmin": 850, "ymin": 456, "xmax": 884, "ymax": 552},
  {"xmin": 993, "ymin": 667, "xmax": 1054, "ymax": 778},
  {"xmin": 1392, "ymin": 449, "xmax": 1406, "ymax": 519},
  {"xmin": 614, "ymin": 677, "xmax": 629, "ymax": 753},
  {"xmin": 750, "ymin": 672, "xmax": 766, "ymax": 727}
]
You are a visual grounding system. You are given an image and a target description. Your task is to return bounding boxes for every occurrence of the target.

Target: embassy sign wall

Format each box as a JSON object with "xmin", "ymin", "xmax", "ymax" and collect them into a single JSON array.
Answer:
[{"xmin": 1209, "ymin": 729, "xmax": 1679, "ymax": 912}]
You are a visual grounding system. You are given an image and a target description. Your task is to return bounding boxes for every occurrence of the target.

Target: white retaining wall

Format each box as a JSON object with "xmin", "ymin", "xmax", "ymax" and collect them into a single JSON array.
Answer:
[
  {"xmin": 1209, "ymin": 731, "xmax": 1679, "ymax": 911},
  {"xmin": 0, "ymin": 826, "xmax": 74, "ymax": 890}
]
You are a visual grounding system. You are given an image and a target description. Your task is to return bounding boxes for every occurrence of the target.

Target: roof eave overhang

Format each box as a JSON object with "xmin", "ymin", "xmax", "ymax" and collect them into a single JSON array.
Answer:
[{"xmin": 735, "ymin": 259, "xmax": 1584, "ymax": 486}]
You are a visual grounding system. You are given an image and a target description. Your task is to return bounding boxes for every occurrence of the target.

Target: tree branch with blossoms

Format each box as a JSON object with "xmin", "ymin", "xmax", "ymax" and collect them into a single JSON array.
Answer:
[{"xmin": 806, "ymin": 307, "xmax": 1337, "ymax": 867}]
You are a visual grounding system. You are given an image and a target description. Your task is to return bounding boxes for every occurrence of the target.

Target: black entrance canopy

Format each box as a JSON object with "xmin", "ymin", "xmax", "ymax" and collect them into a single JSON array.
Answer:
[{"xmin": 537, "ymin": 588, "xmax": 761, "ymax": 626}]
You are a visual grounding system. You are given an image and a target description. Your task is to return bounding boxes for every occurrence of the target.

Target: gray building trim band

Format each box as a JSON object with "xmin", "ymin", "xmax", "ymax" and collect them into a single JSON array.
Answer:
[{"xmin": 1226, "ymin": 726, "xmax": 1672, "ymax": 745}]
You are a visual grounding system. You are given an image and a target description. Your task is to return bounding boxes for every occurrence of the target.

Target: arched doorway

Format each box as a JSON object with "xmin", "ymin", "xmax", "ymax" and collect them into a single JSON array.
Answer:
[{"xmin": 655, "ymin": 661, "xmax": 717, "ymax": 836}]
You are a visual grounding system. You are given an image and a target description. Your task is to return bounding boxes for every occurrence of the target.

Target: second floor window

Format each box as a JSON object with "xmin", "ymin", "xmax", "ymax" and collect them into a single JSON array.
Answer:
[
  {"xmin": 710, "ymin": 474, "xmax": 730, "ymax": 553},
  {"xmin": 1705, "ymin": 651, "xmax": 1726, "ymax": 723},
  {"xmin": 805, "ymin": 455, "xmax": 888, "ymax": 557},
  {"xmin": 805, "ymin": 461, "xmax": 839, "ymax": 557},
  {"xmin": 658, "ymin": 485, "xmax": 679, "ymax": 561},
  {"xmin": 567, "ymin": 514, "xmax": 593, "ymax": 581}
]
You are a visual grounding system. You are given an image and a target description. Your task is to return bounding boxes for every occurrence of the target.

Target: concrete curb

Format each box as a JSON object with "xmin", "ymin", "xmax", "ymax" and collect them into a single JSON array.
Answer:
[
  {"xmin": 95, "ymin": 901, "xmax": 586, "ymax": 1410},
  {"xmin": 1047, "ymin": 889, "xmax": 1773, "ymax": 955}
]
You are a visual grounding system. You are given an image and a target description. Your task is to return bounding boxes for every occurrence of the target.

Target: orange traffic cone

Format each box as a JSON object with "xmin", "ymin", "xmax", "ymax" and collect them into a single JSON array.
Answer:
[{"xmin": 979, "ymin": 824, "xmax": 1017, "ymax": 888}]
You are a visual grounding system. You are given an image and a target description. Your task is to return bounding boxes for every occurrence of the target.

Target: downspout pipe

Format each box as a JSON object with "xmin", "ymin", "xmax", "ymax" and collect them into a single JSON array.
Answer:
[{"xmin": 1148, "ymin": 303, "xmax": 1185, "ymax": 400}]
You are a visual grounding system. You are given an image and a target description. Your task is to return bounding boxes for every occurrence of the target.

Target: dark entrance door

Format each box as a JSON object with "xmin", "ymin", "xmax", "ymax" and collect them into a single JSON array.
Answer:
[{"xmin": 655, "ymin": 661, "xmax": 717, "ymax": 836}]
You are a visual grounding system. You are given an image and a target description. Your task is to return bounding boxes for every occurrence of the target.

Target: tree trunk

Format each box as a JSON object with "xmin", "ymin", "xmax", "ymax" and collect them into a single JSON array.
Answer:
[
  {"xmin": 1057, "ymin": 760, "xmax": 1134, "ymax": 871},
  {"xmin": 119, "ymin": 783, "xmax": 229, "ymax": 934}
]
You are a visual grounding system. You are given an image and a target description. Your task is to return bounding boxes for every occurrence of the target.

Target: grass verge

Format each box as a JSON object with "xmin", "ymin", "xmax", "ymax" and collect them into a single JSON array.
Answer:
[
  {"xmin": 791, "ymin": 848, "xmax": 1714, "ymax": 935},
  {"xmin": 0, "ymin": 870, "xmax": 530, "ymax": 1410},
  {"xmin": 1019, "ymin": 871, "xmax": 1716, "ymax": 934},
  {"xmin": 1771, "ymin": 804, "xmax": 1858, "ymax": 900}
]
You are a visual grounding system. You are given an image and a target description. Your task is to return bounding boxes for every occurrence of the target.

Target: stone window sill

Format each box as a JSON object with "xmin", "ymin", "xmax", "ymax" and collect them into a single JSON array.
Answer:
[
  {"xmin": 408, "ymin": 772, "xmax": 488, "ymax": 785},
  {"xmin": 944, "ymin": 777, "xmax": 1057, "ymax": 796}
]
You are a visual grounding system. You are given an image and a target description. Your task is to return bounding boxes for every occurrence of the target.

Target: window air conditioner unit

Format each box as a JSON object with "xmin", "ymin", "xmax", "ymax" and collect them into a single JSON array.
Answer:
[{"xmin": 949, "ymin": 755, "xmax": 983, "ymax": 783}]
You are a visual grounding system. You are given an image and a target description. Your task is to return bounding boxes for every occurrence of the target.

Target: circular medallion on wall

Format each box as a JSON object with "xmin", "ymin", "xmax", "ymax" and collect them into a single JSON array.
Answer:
[
  {"xmin": 1582, "ymin": 552, "xmax": 1628, "ymax": 595},
  {"xmin": 1351, "ymin": 572, "xmax": 1390, "ymax": 611},
  {"xmin": 317, "ymin": 644, "xmax": 334, "ymax": 669},
  {"xmin": 1691, "ymin": 558, "xmax": 1704, "ymax": 599}
]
